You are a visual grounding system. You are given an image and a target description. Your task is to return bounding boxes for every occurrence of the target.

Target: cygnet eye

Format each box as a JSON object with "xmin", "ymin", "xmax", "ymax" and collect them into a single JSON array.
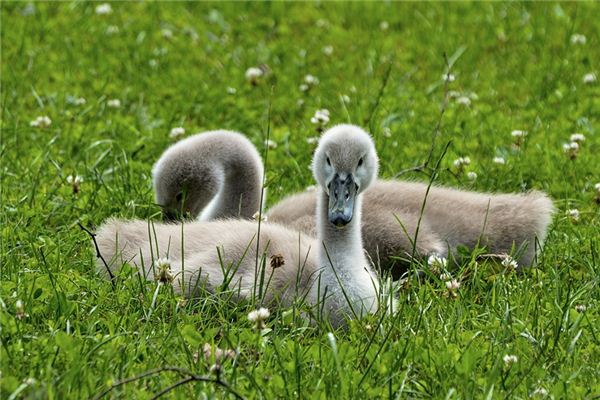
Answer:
[
  {"xmin": 326, "ymin": 156, "xmax": 331, "ymax": 166},
  {"xmin": 357, "ymin": 157, "xmax": 364, "ymax": 168},
  {"xmin": 175, "ymin": 192, "xmax": 184, "ymax": 202}
]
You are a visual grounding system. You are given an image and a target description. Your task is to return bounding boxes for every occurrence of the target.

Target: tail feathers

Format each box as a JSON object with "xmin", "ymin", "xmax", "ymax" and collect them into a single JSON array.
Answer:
[{"xmin": 507, "ymin": 191, "xmax": 554, "ymax": 266}]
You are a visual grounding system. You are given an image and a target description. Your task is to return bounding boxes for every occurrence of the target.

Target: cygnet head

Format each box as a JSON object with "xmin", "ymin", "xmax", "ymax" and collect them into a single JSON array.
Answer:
[{"xmin": 312, "ymin": 124, "xmax": 379, "ymax": 227}]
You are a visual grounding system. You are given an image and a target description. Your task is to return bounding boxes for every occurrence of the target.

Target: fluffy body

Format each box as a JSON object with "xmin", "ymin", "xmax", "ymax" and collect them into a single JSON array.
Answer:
[
  {"xmin": 152, "ymin": 130, "xmax": 264, "ymax": 220},
  {"xmin": 151, "ymin": 129, "xmax": 554, "ymax": 275},
  {"xmin": 269, "ymin": 181, "xmax": 554, "ymax": 273},
  {"xmin": 97, "ymin": 125, "xmax": 382, "ymax": 327}
]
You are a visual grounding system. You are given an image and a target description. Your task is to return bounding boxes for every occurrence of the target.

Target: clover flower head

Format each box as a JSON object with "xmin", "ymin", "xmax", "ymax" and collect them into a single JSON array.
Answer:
[
  {"xmin": 445, "ymin": 279, "xmax": 460, "ymax": 291},
  {"xmin": 107, "ymin": 99, "xmax": 121, "ymax": 108},
  {"xmin": 493, "ymin": 156, "xmax": 506, "ymax": 165},
  {"xmin": 503, "ymin": 354, "xmax": 518, "ymax": 366},
  {"xmin": 456, "ymin": 96, "xmax": 471, "ymax": 106},
  {"xmin": 264, "ymin": 139, "xmax": 278, "ymax": 150},
  {"xmin": 570, "ymin": 133, "xmax": 585, "ymax": 143},
  {"xmin": 154, "ymin": 258, "xmax": 174, "ymax": 284},
  {"xmin": 245, "ymin": 67, "xmax": 263, "ymax": 85},
  {"xmin": 428, "ymin": 254, "xmax": 447, "ymax": 272},
  {"xmin": 311, "ymin": 109, "xmax": 330, "ymax": 131},
  {"xmin": 501, "ymin": 255, "xmax": 518, "ymax": 270},
  {"xmin": 583, "ymin": 72, "xmax": 597, "ymax": 84},
  {"xmin": 566, "ymin": 208, "xmax": 580, "ymax": 222},
  {"xmin": 95, "ymin": 3, "xmax": 112, "ymax": 15},
  {"xmin": 453, "ymin": 156, "xmax": 471, "ymax": 170},
  {"xmin": 248, "ymin": 307, "xmax": 270, "ymax": 329},
  {"xmin": 442, "ymin": 73, "xmax": 456, "ymax": 82},
  {"xmin": 30, "ymin": 116, "xmax": 52, "ymax": 128},
  {"xmin": 169, "ymin": 127, "xmax": 185, "ymax": 139},
  {"xmin": 570, "ymin": 33, "xmax": 586, "ymax": 45},
  {"xmin": 15, "ymin": 299, "xmax": 27, "ymax": 320}
]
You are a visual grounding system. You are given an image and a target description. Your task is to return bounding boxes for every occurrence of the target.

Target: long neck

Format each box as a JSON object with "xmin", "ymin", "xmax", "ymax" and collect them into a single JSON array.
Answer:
[
  {"xmin": 208, "ymin": 152, "xmax": 264, "ymax": 220},
  {"xmin": 317, "ymin": 188, "xmax": 366, "ymax": 273},
  {"xmin": 315, "ymin": 187, "xmax": 378, "ymax": 325}
]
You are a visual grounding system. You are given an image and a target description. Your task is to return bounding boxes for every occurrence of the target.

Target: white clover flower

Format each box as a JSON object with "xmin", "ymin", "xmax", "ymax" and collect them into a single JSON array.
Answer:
[
  {"xmin": 575, "ymin": 304, "xmax": 587, "ymax": 313},
  {"xmin": 467, "ymin": 171, "xmax": 478, "ymax": 180},
  {"xmin": 563, "ymin": 142, "xmax": 579, "ymax": 159},
  {"xmin": 107, "ymin": 99, "xmax": 121, "ymax": 108},
  {"xmin": 252, "ymin": 211, "xmax": 268, "ymax": 222},
  {"xmin": 15, "ymin": 299, "xmax": 27, "ymax": 320},
  {"xmin": 169, "ymin": 127, "xmax": 185, "ymax": 139},
  {"xmin": 304, "ymin": 74, "xmax": 319, "ymax": 86},
  {"xmin": 74, "ymin": 97, "xmax": 86, "ymax": 105},
  {"xmin": 66, "ymin": 175, "xmax": 83, "ymax": 185},
  {"xmin": 306, "ymin": 136, "xmax": 319, "ymax": 145},
  {"xmin": 264, "ymin": 139, "xmax": 277, "ymax": 150},
  {"xmin": 493, "ymin": 156, "xmax": 506, "ymax": 165},
  {"xmin": 511, "ymin": 130, "xmax": 528, "ymax": 138},
  {"xmin": 311, "ymin": 109, "xmax": 330, "ymax": 130},
  {"xmin": 456, "ymin": 96, "xmax": 471, "ymax": 106},
  {"xmin": 149, "ymin": 59, "xmax": 159, "ymax": 68},
  {"xmin": 226, "ymin": 87, "xmax": 237, "ymax": 95},
  {"xmin": 570, "ymin": 33, "xmax": 586, "ymax": 45},
  {"xmin": 161, "ymin": 28, "xmax": 173, "ymax": 39},
  {"xmin": 67, "ymin": 175, "xmax": 83, "ymax": 193},
  {"xmin": 29, "ymin": 116, "xmax": 52, "ymax": 128},
  {"xmin": 595, "ymin": 183, "xmax": 600, "ymax": 194},
  {"xmin": 322, "ymin": 45, "xmax": 334, "ymax": 56},
  {"xmin": 245, "ymin": 67, "xmax": 263, "ymax": 85},
  {"xmin": 532, "ymin": 387, "xmax": 549, "ymax": 397},
  {"xmin": 566, "ymin": 208, "xmax": 580, "ymax": 222},
  {"xmin": 379, "ymin": 21, "xmax": 389, "ymax": 31},
  {"xmin": 453, "ymin": 156, "xmax": 471, "ymax": 169},
  {"xmin": 501, "ymin": 255, "xmax": 518, "ymax": 270},
  {"xmin": 349, "ymin": 85, "xmax": 357, "ymax": 94},
  {"xmin": 106, "ymin": 25, "xmax": 119, "ymax": 35},
  {"xmin": 202, "ymin": 343, "xmax": 236, "ymax": 363},
  {"xmin": 583, "ymin": 73, "xmax": 597, "ymax": 84},
  {"xmin": 503, "ymin": 354, "xmax": 518, "ymax": 366},
  {"xmin": 439, "ymin": 273, "xmax": 452, "ymax": 282},
  {"xmin": 570, "ymin": 133, "xmax": 585, "ymax": 143},
  {"xmin": 442, "ymin": 73, "xmax": 456, "ymax": 82},
  {"xmin": 382, "ymin": 127, "xmax": 392, "ymax": 138},
  {"xmin": 248, "ymin": 307, "xmax": 270, "ymax": 328},
  {"xmin": 428, "ymin": 254, "xmax": 448, "ymax": 270},
  {"xmin": 154, "ymin": 257, "xmax": 173, "ymax": 284},
  {"xmin": 299, "ymin": 83, "xmax": 309, "ymax": 92},
  {"xmin": 95, "ymin": 3, "xmax": 112, "ymax": 15},
  {"xmin": 340, "ymin": 94, "xmax": 350, "ymax": 104},
  {"xmin": 445, "ymin": 279, "xmax": 460, "ymax": 291}
]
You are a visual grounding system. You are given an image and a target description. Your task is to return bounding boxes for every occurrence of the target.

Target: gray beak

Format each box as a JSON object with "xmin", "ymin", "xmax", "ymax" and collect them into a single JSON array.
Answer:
[{"xmin": 328, "ymin": 174, "xmax": 357, "ymax": 227}]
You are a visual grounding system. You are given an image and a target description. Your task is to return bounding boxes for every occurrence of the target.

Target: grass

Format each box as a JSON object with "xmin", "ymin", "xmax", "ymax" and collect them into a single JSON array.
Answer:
[{"xmin": 1, "ymin": 2, "xmax": 599, "ymax": 398}]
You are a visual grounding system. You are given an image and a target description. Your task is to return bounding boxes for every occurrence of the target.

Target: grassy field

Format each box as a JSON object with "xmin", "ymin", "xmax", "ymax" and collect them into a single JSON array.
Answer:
[{"xmin": 2, "ymin": 2, "xmax": 600, "ymax": 398}]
